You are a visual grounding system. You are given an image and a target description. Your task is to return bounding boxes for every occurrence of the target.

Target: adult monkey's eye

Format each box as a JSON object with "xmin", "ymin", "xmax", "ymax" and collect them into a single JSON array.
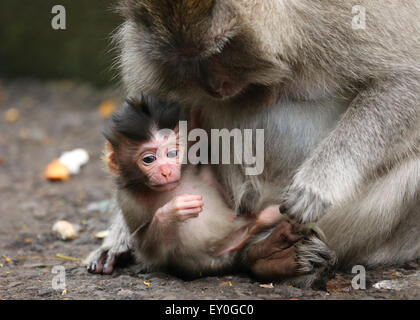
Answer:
[
  {"xmin": 167, "ymin": 149, "xmax": 178, "ymax": 158},
  {"xmin": 142, "ymin": 155, "xmax": 156, "ymax": 164}
]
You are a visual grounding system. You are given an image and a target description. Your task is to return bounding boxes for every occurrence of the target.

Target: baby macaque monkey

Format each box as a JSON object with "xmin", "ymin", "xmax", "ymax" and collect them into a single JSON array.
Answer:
[{"xmin": 86, "ymin": 97, "xmax": 321, "ymax": 280}]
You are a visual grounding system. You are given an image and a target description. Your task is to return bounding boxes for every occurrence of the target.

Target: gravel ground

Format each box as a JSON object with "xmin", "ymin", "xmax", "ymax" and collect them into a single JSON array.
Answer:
[{"xmin": 0, "ymin": 79, "xmax": 418, "ymax": 300}]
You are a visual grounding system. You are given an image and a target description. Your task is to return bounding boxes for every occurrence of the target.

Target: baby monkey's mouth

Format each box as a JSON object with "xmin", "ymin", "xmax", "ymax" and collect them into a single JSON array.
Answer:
[{"xmin": 149, "ymin": 180, "xmax": 180, "ymax": 192}]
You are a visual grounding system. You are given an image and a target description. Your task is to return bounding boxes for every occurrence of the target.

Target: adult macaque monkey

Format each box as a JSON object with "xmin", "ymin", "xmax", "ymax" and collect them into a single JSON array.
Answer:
[
  {"xmin": 86, "ymin": 97, "xmax": 323, "ymax": 280},
  {"xmin": 89, "ymin": 0, "xmax": 419, "ymax": 285}
]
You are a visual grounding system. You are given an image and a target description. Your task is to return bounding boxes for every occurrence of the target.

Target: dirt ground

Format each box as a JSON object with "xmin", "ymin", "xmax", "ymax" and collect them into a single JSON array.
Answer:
[{"xmin": 0, "ymin": 79, "xmax": 418, "ymax": 300}]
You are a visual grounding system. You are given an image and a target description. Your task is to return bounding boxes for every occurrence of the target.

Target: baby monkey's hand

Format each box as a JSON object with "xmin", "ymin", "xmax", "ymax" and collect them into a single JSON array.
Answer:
[{"xmin": 156, "ymin": 194, "xmax": 203, "ymax": 224}]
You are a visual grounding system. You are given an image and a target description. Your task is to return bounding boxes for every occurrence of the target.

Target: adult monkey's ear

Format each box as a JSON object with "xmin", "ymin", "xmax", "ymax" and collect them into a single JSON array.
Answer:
[{"xmin": 102, "ymin": 141, "xmax": 121, "ymax": 177}]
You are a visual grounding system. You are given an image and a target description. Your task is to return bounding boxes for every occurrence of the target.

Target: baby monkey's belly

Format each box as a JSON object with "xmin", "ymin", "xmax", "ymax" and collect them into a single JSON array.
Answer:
[{"xmin": 169, "ymin": 206, "xmax": 285, "ymax": 275}]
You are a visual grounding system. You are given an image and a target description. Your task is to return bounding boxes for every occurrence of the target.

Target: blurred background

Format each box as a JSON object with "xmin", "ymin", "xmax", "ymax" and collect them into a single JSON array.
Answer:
[
  {"xmin": 1, "ymin": 0, "xmax": 122, "ymax": 85},
  {"xmin": 0, "ymin": 1, "xmax": 131, "ymax": 298}
]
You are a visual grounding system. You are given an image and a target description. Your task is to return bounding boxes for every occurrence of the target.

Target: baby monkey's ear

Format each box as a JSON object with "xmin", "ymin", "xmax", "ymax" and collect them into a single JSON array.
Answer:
[{"xmin": 102, "ymin": 141, "xmax": 121, "ymax": 177}]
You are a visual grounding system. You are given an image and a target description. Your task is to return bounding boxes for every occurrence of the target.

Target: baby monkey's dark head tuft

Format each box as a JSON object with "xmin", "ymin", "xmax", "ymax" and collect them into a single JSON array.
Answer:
[{"xmin": 104, "ymin": 95, "xmax": 181, "ymax": 149}]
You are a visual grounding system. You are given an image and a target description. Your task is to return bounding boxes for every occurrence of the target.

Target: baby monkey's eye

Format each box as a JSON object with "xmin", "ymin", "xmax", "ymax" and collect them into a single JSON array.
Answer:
[
  {"xmin": 167, "ymin": 149, "xmax": 179, "ymax": 158},
  {"xmin": 142, "ymin": 155, "xmax": 156, "ymax": 164}
]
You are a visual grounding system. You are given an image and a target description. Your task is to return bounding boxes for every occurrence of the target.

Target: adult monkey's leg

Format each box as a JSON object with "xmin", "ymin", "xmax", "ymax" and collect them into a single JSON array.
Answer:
[{"xmin": 318, "ymin": 155, "xmax": 420, "ymax": 267}]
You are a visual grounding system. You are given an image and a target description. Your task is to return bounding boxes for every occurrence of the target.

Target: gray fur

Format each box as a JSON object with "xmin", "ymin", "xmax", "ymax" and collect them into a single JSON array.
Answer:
[{"xmin": 88, "ymin": 0, "xmax": 420, "ymax": 285}]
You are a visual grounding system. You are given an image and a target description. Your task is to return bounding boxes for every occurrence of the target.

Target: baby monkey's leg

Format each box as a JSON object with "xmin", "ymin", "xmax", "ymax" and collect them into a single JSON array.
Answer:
[
  {"xmin": 239, "ymin": 206, "xmax": 336, "ymax": 287},
  {"xmin": 84, "ymin": 207, "xmax": 133, "ymax": 275},
  {"xmin": 215, "ymin": 206, "xmax": 285, "ymax": 256}
]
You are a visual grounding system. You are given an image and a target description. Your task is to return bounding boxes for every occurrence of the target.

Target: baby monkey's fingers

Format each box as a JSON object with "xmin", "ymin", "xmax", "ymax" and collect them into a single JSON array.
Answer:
[
  {"xmin": 173, "ymin": 195, "xmax": 203, "ymax": 210},
  {"xmin": 175, "ymin": 207, "xmax": 202, "ymax": 222},
  {"xmin": 175, "ymin": 200, "xmax": 203, "ymax": 210}
]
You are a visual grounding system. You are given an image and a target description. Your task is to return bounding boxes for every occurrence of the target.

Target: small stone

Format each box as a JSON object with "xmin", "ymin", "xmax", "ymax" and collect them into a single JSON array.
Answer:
[
  {"xmin": 5, "ymin": 108, "xmax": 19, "ymax": 122},
  {"xmin": 93, "ymin": 230, "xmax": 109, "ymax": 239},
  {"xmin": 52, "ymin": 220, "xmax": 78, "ymax": 240}
]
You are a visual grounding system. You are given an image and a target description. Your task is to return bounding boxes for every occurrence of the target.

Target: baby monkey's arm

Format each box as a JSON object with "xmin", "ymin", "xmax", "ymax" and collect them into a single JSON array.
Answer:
[
  {"xmin": 155, "ymin": 194, "xmax": 203, "ymax": 225},
  {"xmin": 143, "ymin": 194, "xmax": 203, "ymax": 244}
]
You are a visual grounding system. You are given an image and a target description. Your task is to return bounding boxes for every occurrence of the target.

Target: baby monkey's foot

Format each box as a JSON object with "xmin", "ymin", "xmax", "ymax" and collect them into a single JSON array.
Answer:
[
  {"xmin": 246, "ymin": 213, "xmax": 336, "ymax": 288},
  {"xmin": 85, "ymin": 247, "xmax": 133, "ymax": 275}
]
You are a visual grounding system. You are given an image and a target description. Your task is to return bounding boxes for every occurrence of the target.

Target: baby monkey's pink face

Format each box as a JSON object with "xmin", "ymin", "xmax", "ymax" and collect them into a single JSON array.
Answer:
[{"xmin": 137, "ymin": 128, "xmax": 182, "ymax": 192}]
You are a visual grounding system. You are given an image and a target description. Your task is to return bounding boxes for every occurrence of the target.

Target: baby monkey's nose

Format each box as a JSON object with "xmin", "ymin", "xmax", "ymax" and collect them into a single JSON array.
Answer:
[{"xmin": 160, "ymin": 164, "xmax": 172, "ymax": 178}]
